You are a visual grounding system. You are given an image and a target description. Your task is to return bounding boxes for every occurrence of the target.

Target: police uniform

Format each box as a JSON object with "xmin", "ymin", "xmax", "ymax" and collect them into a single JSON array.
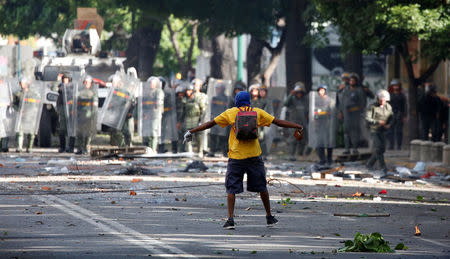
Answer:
[
  {"xmin": 341, "ymin": 86, "xmax": 365, "ymax": 154},
  {"xmin": 182, "ymin": 90, "xmax": 206, "ymax": 155},
  {"xmin": 365, "ymin": 94, "xmax": 393, "ymax": 172},
  {"xmin": 283, "ymin": 88, "xmax": 309, "ymax": 160},
  {"xmin": 13, "ymin": 89, "xmax": 38, "ymax": 152},
  {"xmin": 387, "ymin": 82, "xmax": 406, "ymax": 149},
  {"xmin": 75, "ymin": 82, "xmax": 97, "ymax": 154}
]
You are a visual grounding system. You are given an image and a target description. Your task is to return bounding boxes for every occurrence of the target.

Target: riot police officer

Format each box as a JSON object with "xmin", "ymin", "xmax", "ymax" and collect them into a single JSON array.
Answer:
[
  {"xmin": 13, "ymin": 77, "xmax": 40, "ymax": 153},
  {"xmin": 208, "ymin": 83, "xmax": 228, "ymax": 157},
  {"xmin": 182, "ymin": 83, "xmax": 206, "ymax": 156},
  {"xmin": 140, "ymin": 77, "xmax": 164, "ymax": 151},
  {"xmin": 366, "ymin": 90, "xmax": 393, "ymax": 173},
  {"xmin": 159, "ymin": 77, "xmax": 178, "ymax": 153},
  {"xmin": 57, "ymin": 73, "xmax": 75, "ymax": 152},
  {"xmin": 75, "ymin": 75, "xmax": 98, "ymax": 154},
  {"xmin": 283, "ymin": 82, "xmax": 309, "ymax": 161},
  {"xmin": 192, "ymin": 78, "xmax": 208, "ymax": 153},
  {"xmin": 387, "ymin": 79, "xmax": 406, "ymax": 149},
  {"xmin": 309, "ymin": 84, "xmax": 336, "ymax": 165},
  {"xmin": 175, "ymin": 83, "xmax": 186, "ymax": 152},
  {"xmin": 419, "ymin": 83, "xmax": 442, "ymax": 141},
  {"xmin": 340, "ymin": 74, "xmax": 365, "ymax": 154},
  {"xmin": 228, "ymin": 81, "xmax": 245, "ymax": 108}
]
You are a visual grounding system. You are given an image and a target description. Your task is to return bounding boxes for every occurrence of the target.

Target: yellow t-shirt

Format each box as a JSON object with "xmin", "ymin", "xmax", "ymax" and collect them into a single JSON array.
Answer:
[{"xmin": 214, "ymin": 106, "xmax": 275, "ymax": 159}]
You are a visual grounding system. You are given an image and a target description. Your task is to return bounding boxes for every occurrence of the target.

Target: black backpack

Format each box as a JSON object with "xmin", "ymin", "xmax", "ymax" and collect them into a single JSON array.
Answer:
[{"xmin": 234, "ymin": 106, "xmax": 258, "ymax": 140}]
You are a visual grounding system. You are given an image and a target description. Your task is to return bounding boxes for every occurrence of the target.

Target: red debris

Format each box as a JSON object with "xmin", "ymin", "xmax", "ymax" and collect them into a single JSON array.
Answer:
[{"xmin": 420, "ymin": 172, "xmax": 437, "ymax": 179}]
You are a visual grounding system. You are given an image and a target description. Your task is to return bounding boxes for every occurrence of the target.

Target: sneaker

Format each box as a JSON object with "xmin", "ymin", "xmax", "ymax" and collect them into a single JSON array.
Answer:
[
  {"xmin": 266, "ymin": 215, "xmax": 278, "ymax": 227},
  {"xmin": 223, "ymin": 218, "xmax": 235, "ymax": 229}
]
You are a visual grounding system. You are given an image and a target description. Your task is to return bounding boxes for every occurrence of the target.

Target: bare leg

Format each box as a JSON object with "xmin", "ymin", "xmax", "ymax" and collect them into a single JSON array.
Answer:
[
  {"xmin": 260, "ymin": 190, "xmax": 272, "ymax": 216},
  {"xmin": 227, "ymin": 193, "xmax": 235, "ymax": 218}
]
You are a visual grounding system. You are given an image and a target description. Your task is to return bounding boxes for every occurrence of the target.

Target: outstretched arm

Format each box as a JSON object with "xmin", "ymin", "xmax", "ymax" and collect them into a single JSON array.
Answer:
[
  {"xmin": 189, "ymin": 120, "xmax": 217, "ymax": 133},
  {"xmin": 272, "ymin": 118, "xmax": 303, "ymax": 130}
]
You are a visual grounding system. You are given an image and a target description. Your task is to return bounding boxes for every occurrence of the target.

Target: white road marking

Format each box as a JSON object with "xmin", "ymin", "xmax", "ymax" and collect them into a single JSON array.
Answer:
[
  {"xmin": 415, "ymin": 236, "xmax": 450, "ymax": 248},
  {"xmin": 32, "ymin": 194, "xmax": 197, "ymax": 258}
]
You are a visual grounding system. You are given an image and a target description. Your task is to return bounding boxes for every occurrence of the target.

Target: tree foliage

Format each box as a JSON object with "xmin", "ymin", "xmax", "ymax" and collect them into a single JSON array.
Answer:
[
  {"xmin": 154, "ymin": 15, "xmax": 199, "ymax": 77},
  {"xmin": 312, "ymin": 0, "xmax": 450, "ymax": 63}
]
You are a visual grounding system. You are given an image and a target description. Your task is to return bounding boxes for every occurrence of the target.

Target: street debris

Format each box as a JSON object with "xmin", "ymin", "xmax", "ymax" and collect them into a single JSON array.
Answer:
[
  {"xmin": 394, "ymin": 243, "xmax": 408, "ymax": 250},
  {"xmin": 338, "ymin": 232, "xmax": 394, "ymax": 253},
  {"xmin": 118, "ymin": 166, "xmax": 157, "ymax": 175},
  {"xmin": 41, "ymin": 186, "xmax": 52, "ymax": 191},
  {"xmin": 129, "ymin": 191, "xmax": 137, "ymax": 196},
  {"xmin": 183, "ymin": 160, "xmax": 208, "ymax": 172},
  {"xmin": 378, "ymin": 189, "xmax": 387, "ymax": 194},
  {"xmin": 414, "ymin": 226, "xmax": 421, "ymax": 236},
  {"xmin": 131, "ymin": 178, "xmax": 143, "ymax": 183},
  {"xmin": 91, "ymin": 146, "xmax": 149, "ymax": 158}
]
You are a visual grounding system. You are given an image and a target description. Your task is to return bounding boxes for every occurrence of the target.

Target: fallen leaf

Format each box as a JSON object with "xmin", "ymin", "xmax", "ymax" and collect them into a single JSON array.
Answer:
[
  {"xmin": 35, "ymin": 211, "xmax": 43, "ymax": 215},
  {"xmin": 245, "ymin": 207, "xmax": 251, "ymax": 211},
  {"xmin": 131, "ymin": 178, "xmax": 142, "ymax": 183},
  {"xmin": 41, "ymin": 186, "xmax": 52, "ymax": 191},
  {"xmin": 129, "ymin": 191, "xmax": 137, "ymax": 196},
  {"xmin": 111, "ymin": 201, "xmax": 116, "ymax": 204},
  {"xmin": 0, "ymin": 163, "xmax": 3, "ymax": 167},
  {"xmin": 187, "ymin": 212, "xmax": 193, "ymax": 215},
  {"xmin": 175, "ymin": 197, "xmax": 179, "ymax": 201},
  {"xmin": 182, "ymin": 197, "xmax": 187, "ymax": 202}
]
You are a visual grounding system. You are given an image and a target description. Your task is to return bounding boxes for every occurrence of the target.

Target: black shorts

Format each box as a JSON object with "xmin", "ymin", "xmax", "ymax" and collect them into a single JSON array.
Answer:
[{"xmin": 225, "ymin": 156, "xmax": 267, "ymax": 194}]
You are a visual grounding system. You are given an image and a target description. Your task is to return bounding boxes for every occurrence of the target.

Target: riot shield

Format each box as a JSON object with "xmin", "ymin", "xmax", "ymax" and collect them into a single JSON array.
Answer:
[
  {"xmin": 137, "ymin": 79, "xmax": 164, "ymax": 137},
  {"xmin": 98, "ymin": 71, "xmax": 135, "ymax": 130},
  {"xmin": 308, "ymin": 91, "xmax": 337, "ymax": 148},
  {"xmin": 76, "ymin": 81, "xmax": 98, "ymax": 137},
  {"xmin": 14, "ymin": 81, "xmax": 45, "ymax": 135},
  {"xmin": 160, "ymin": 87, "xmax": 178, "ymax": 143},
  {"xmin": 0, "ymin": 79, "xmax": 14, "ymax": 138},
  {"xmin": 63, "ymin": 82, "xmax": 78, "ymax": 137},
  {"xmin": 208, "ymin": 80, "xmax": 231, "ymax": 137}
]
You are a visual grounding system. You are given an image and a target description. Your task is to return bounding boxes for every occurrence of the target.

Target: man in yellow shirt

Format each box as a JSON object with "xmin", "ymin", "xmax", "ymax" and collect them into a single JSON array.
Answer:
[{"xmin": 183, "ymin": 91, "xmax": 303, "ymax": 229}]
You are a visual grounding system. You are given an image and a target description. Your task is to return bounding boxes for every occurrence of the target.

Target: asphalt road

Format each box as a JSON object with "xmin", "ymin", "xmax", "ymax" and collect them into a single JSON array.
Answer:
[{"xmin": 0, "ymin": 152, "xmax": 449, "ymax": 258}]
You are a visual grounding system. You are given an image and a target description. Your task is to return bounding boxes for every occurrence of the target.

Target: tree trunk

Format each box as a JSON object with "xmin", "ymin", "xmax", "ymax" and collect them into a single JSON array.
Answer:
[
  {"xmin": 246, "ymin": 36, "xmax": 264, "ymax": 84},
  {"xmin": 125, "ymin": 25, "xmax": 162, "ymax": 80},
  {"xmin": 210, "ymin": 34, "xmax": 236, "ymax": 80},
  {"xmin": 263, "ymin": 51, "xmax": 283, "ymax": 86},
  {"xmin": 344, "ymin": 51, "xmax": 363, "ymax": 80},
  {"xmin": 397, "ymin": 43, "xmax": 441, "ymax": 142},
  {"xmin": 285, "ymin": 0, "xmax": 311, "ymax": 93}
]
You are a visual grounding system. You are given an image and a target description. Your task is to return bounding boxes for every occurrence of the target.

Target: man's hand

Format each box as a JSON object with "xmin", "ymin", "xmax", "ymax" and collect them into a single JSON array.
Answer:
[
  {"xmin": 379, "ymin": 120, "xmax": 386, "ymax": 126},
  {"xmin": 183, "ymin": 131, "xmax": 193, "ymax": 144}
]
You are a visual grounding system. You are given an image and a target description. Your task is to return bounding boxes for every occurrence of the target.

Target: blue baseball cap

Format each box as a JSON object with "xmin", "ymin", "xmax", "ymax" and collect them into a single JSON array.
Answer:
[{"xmin": 235, "ymin": 91, "xmax": 251, "ymax": 107}]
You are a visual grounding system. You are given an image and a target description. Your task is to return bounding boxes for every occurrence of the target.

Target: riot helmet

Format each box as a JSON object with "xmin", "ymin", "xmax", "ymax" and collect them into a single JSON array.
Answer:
[
  {"xmin": 83, "ymin": 75, "xmax": 93, "ymax": 88},
  {"xmin": 341, "ymin": 72, "xmax": 350, "ymax": 80},
  {"xmin": 293, "ymin": 81, "xmax": 306, "ymax": 93},
  {"xmin": 376, "ymin": 89, "xmax": 390, "ymax": 101},
  {"xmin": 191, "ymin": 78, "xmax": 203, "ymax": 92},
  {"xmin": 147, "ymin": 76, "xmax": 161, "ymax": 89}
]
